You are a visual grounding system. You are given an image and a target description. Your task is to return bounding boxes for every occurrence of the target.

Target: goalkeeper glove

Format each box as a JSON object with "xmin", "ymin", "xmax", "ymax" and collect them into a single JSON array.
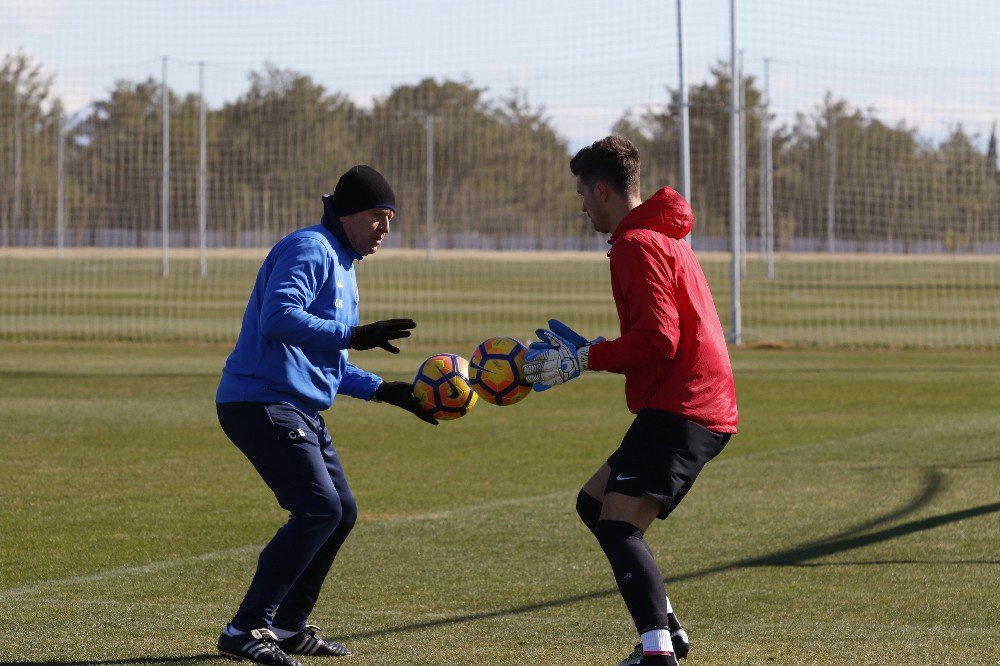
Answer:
[
  {"xmin": 374, "ymin": 381, "xmax": 438, "ymax": 425},
  {"xmin": 546, "ymin": 319, "xmax": 606, "ymax": 348},
  {"xmin": 350, "ymin": 318, "xmax": 416, "ymax": 353},
  {"xmin": 523, "ymin": 328, "xmax": 589, "ymax": 390},
  {"xmin": 525, "ymin": 320, "xmax": 604, "ymax": 392}
]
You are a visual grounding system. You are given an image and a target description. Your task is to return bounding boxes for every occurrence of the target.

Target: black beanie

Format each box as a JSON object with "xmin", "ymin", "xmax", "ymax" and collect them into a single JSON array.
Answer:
[{"xmin": 328, "ymin": 165, "xmax": 396, "ymax": 219}]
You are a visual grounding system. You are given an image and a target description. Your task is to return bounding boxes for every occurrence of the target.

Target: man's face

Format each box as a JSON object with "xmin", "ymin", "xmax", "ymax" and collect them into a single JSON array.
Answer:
[
  {"xmin": 340, "ymin": 207, "xmax": 393, "ymax": 256},
  {"xmin": 576, "ymin": 176, "xmax": 612, "ymax": 233}
]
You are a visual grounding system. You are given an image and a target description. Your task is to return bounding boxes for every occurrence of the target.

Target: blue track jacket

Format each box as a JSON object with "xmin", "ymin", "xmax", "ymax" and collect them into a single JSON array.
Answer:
[{"xmin": 216, "ymin": 224, "xmax": 381, "ymax": 415}]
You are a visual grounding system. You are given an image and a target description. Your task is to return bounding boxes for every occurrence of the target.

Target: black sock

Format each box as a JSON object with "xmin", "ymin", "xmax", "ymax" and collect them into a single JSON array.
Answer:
[
  {"xmin": 576, "ymin": 489, "xmax": 603, "ymax": 534},
  {"xmin": 593, "ymin": 519, "xmax": 671, "ymax": 633}
]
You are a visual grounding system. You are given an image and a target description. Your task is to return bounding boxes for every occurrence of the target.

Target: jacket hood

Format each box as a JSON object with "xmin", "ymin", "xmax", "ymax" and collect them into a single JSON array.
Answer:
[{"xmin": 608, "ymin": 186, "xmax": 693, "ymax": 244}]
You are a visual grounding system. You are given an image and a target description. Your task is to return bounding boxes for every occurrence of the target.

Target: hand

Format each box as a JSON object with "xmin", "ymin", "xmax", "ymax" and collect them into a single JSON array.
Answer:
[
  {"xmin": 524, "ymin": 321, "xmax": 603, "ymax": 392},
  {"xmin": 546, "ymin": 319, "xmax": 606, "ymax": 348},
  {"xmin": 374, "ymin": 381, "xmax": 438, "ymax": 425},
  {"xmin": 522, "ymin": 328, "xmax": 590, "ymax": 391},
  {"xmin": 350, "ymin": 318, "xmax": 416, "ymax": 353}
]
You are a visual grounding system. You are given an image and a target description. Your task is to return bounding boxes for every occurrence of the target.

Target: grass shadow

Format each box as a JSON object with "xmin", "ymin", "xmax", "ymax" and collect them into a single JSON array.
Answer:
[{"xmin": 338, "ymin": 468, "xmax": 999, "ymax": 640}]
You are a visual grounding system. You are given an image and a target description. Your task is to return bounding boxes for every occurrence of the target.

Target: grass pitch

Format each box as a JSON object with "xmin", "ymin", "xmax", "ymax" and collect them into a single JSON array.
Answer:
[{"xmin": 0, "ymin": 342, "xmax": 997, "ymax": 665}]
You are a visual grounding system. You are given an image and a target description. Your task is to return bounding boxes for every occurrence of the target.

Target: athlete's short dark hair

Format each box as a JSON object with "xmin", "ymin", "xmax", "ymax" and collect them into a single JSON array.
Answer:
[{"xmin": 569, "ymin": 135, "xmax": 640, "ymax": 198}]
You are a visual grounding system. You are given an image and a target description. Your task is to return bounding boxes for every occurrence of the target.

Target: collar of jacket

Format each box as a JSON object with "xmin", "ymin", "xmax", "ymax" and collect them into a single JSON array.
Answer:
[
  {"xmin": 608, "ymin": 186, "xmax": 694, "ymax": 246},
  {"xmin": 321, "ymin": 195, "xmax": 364, "ymax": 260}
]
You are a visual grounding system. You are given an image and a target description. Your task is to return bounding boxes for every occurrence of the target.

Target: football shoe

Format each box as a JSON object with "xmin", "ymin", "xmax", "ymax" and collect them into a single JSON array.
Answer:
[
  {"xmin": 217, "ymin": 628, "xmax": 301, "ymax": 666},
  {"xmin": 276, "ymin": 624, "xmax": 352, "ymax": 657}
]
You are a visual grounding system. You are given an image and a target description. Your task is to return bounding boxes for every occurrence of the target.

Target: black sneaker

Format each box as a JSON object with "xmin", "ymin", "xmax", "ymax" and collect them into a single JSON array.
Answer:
[
  {"xmin": 617, "ymin": 644, "xmax": 683, "ymax": 666},
  {"xmin": 640, "ymin": 656, "xmax": 679, "ymax": 666},
  {"xmin": 670, "ymin": 627, "xmax": 690, "ymax": 659},
  {"xmin": 217, "ymin": 628, "xmax": 301, "ymax": 666},
  {"xmin": 276, "ymin": 625, "xmax": 352, "ymax": 657}
]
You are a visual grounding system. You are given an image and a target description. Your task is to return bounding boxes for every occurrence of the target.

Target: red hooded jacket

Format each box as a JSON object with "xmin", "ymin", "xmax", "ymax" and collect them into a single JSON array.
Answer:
[{"xmin": 586, "ymin": 187, "xmax": 738, "ymax": 433}]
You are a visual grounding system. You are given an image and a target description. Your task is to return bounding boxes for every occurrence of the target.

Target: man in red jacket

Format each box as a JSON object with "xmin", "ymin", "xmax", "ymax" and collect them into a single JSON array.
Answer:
[{"xmin": 524, "ymin": 135, "xmax": 737, "ymax": 666}]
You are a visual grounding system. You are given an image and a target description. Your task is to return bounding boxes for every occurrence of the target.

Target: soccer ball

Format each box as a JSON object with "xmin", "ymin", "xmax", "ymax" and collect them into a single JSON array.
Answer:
[
  {"xmin": 412, "ymin": 353, "xmax": 478, "ymax": 420},
  {"xmin": 468, "ymin": 337, "xmax": 532, "ymax": 406}
]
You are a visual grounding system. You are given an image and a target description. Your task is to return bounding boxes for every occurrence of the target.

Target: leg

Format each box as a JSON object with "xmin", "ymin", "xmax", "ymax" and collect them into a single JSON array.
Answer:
[
  {"xmin": 601, "ymin": 492, "xmax": 689, "ymax": 661},
  {"xmin": 576, "ymin": 463, "xmax": 612, "ymax": 533},
  {"xmin": 582, "ymin": 466, "xmax": 683, "ymax": 663},
  {"xmin": 585, "ymin": 460, "xmax": 671, "ymax": 632},
  {"xmin": 596, "ymin": 492, "xmax": 669, "ymax": 626},
  {"xmin": 272, "ymin": 416, "xmax": 357, "ymax": 632},
  {"xmin": 599, "ymin": 411, "xmax": 729, "ymax": 664},
  {"xmin": 218, "ymin": 403, "xmax": 346, "ymax": 632},
  {"xmin": 596, "ymin": 494, "xmax": 675, "ymax": 665}
]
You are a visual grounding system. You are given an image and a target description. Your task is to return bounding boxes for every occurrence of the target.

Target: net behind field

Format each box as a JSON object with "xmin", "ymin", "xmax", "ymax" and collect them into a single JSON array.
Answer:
[
  {"xmin": 1, "ymin": 249, "xmax": 997, "ymax": 348},
  {"xmin": 1, "ymin": 1, "xmax": 998, "ymax": 349}
]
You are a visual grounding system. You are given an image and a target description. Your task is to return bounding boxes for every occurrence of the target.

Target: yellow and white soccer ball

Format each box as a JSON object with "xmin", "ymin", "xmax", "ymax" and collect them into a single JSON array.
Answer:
[
  {"xmin": 412, "ymin": 353, "xmax": 478, "ymax": 420},
  {"xmin": 468, "ymin": 336, "xmax": 532, "ymax": 406}
]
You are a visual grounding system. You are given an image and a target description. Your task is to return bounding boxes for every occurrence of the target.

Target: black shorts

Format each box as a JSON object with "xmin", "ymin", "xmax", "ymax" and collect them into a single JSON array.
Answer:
[{"xmin": 605, "ymin": 409, "xmax": 732, "ymax": 520}]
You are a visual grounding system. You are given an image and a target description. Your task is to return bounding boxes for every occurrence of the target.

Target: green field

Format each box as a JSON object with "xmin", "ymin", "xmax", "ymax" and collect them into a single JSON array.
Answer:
[
  {"xmin": 1, "ymin": 250, "xmax": 998, "ymax": 348},
  {"xmin": 1, "ymin": 342, "xmax": 997, "ymax": 665}
]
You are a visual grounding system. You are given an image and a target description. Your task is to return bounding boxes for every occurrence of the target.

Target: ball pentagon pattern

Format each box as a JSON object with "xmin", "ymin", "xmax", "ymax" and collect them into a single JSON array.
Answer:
[
  {"xmin": 468, "ymin": 337, "xmax": 532, "ymax": 406},
  {"xmin": 412, "ymin": 353, "xmax": 478, "ymax": 420}
]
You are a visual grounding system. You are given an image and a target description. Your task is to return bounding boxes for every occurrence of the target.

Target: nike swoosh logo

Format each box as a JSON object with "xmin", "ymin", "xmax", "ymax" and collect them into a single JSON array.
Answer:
[
  {"xmin": 439, "ymin": 367, "xmax": 461, "ymax": 399},
  {"xmin": 336, "ymin": 282, "xmax": 346, "ymax": 289},
  {"xmin": 616, "ymin": 474, "xmax": 636, "ymax": 481}
]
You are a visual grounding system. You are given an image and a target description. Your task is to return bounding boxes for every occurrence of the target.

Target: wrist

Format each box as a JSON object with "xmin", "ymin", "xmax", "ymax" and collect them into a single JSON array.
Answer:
[{"xmin": 578, "ymin": 345, "xmax": 590, "ymax": 372}]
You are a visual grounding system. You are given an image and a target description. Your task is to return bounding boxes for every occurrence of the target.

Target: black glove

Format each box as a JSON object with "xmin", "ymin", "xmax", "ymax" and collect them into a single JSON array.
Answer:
[
  {"xmin": 350, "ymin": 318, "xmax": 416, "ymax": 353},
  {"xmin": 375, "ymin": 381, "xmax": 438, "ymax": 425}
]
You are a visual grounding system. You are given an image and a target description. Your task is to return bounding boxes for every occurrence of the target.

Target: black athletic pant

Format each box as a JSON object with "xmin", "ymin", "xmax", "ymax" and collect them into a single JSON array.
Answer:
[{"xmin": 217, "ymin": 402, "xmax": 357, "ymax": 632}]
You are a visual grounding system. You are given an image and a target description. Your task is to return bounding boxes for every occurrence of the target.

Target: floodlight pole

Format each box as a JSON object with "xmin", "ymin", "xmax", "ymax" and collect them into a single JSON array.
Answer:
[
  {"xmin": 57, "ymin": 108, "xmax": 65, "ymax": 258},
  {"xmin": 729, "ymin": 0, "xmax": 742, "ymax": 344},
  {"xmin": 676, "ymin": 0, "xmax": 692, "ymax": 246},
  {"xmin": 738, "ymin": 49, "xmax": 747, "ymax": 277},
  {"xmin": 424, "ymin": 113, "xmax": 434, "ymax": 261},
  {"xmin": 12, "ymin": 85, "xmax": 21, "ymax": 247},
  {"xmin": 762, "ymin": 58, "xmax": 774, "ymax": 279},
  {"xmin": 198, "ymin": 61, "xmax": 208, "ymax": 278},
  {"xmin": 826, "ymin": 103, "xmax": 837, "ymax": 253},
  {"xmin": 161, "ymin": 56, "xmax": 170, "ymax": 277}
]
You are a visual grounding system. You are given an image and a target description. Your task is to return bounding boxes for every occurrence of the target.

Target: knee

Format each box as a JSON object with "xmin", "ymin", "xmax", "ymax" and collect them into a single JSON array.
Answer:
[
  {"xmin": 337, "ymin": 494, "xmax": 358, "ymax": 534},
  {"xmin": 292, "ymin": 493, "xmax": 345, "ymax": 531},
  {"xmin": 576, "ymin": 489, "xmax": 603, "ymax": 534},
  {"xmin": 593, "ymin": 519, "xmax": 642, "ymax": 553}
]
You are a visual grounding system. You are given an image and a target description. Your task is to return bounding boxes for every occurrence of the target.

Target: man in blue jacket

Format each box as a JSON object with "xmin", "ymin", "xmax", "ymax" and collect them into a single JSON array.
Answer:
[{"xmin": 215, "ymin": 165, "xmax": 436, "ymax": 666}]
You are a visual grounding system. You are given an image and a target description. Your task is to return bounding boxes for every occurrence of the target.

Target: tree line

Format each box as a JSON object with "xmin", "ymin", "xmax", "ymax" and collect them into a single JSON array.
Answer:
[{"xmin": 2, "ymin": 53, "xmax": 998, "ymax": 252}]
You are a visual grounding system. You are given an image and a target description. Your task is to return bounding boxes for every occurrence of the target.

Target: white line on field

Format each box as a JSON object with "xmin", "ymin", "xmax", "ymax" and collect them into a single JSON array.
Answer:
[
  {"xmin": 0, "ymin": 491, "xmax": 574, "ymax": 600},
  {"xmin": 0, "ymin": 545, "xmax": 257, "ymax": 601}
]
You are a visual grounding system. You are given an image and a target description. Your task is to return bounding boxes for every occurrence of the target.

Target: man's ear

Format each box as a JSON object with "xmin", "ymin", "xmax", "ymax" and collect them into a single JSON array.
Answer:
[{"xmin": 594, "ymin": 181, "xmax": 610, "ymax": 202}]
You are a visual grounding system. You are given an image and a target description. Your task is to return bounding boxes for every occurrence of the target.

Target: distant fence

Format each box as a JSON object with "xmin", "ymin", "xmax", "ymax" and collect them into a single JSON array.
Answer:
[
  {"xmin": 2, "ymin": 0, "xmax": 998, "ymax": 348},
  {"xmin": 4, "ymin": 229, "xmax": 999, "ymax": 256},
  {"xmin": 1, "ymin": 248, "xmax": 997, "ymax": 349}
]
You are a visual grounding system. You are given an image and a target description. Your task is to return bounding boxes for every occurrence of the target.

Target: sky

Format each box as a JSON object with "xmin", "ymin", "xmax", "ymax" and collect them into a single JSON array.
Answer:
[{"xmin": 2, "ymin": 0, "xmax": 998, "ymax": 151}]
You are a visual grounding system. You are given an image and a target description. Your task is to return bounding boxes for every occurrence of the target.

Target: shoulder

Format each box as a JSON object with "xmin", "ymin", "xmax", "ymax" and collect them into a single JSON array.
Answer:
[
  {"xmin": 609, "ymin": 230, "xmax": 681, "ymax": 284},
  {"xmin": 273, "ymin": 226, "xmax": 336, "ymax": 260},
  {"xmin": 611, "ymin": 229, "xmax": 672, "ymax": 260}
]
